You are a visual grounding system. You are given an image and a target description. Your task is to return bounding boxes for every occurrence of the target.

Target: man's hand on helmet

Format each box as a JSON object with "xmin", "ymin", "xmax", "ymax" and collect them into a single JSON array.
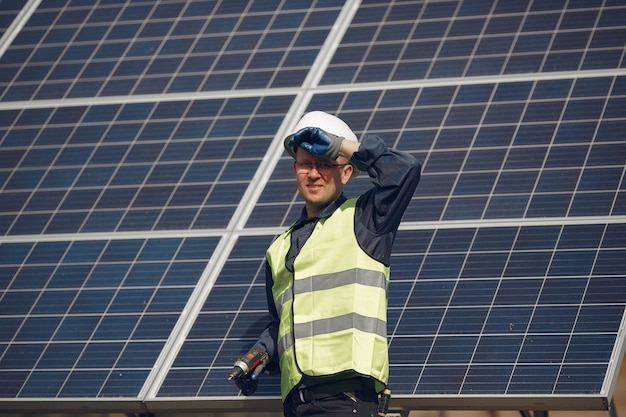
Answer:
[{"xmin": 288, "ymin": 127, "xmax": 344, "ymax": 160}]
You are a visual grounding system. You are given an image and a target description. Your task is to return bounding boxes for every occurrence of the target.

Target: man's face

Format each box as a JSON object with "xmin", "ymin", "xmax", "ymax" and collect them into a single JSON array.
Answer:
[{"xmin": 293, "ymin": 149, "xmax": 353, "ymax": 218}]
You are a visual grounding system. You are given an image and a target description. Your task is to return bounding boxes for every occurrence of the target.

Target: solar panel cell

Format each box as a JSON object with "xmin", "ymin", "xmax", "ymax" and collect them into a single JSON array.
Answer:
[{"xmin": 0, "ymin": 0, "xmax": 624, "ymax": 412}]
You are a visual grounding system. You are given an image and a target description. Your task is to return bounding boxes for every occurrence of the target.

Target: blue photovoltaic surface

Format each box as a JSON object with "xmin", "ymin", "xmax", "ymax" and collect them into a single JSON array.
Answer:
[
  {"xmin": 0, "ymin": 236, "xmax": 219, "ymax": 398},
  {"xmin": 385, "ymin": 224, "xmax": 625, "ymax": 395},
  {"xmin": 248, "ymin": 79, "xmax": 626, "ymax": 227},
  {"xmin": 321, "ymin": 0, "xmax": 626, "ymax": 84},
  {"xmin": 0, "ymin": 1, "xmax": 344, "ymax": 101},
  {"xmin": 0, "ymin": 95, "xmax": 293, "ymax": 235},
  {"xmin": 0, "ymin": 0, "xmax": 624, "ymax": 413}
]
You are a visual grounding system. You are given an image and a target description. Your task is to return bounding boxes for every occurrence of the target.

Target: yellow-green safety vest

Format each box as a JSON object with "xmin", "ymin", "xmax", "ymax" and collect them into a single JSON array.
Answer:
[{"xmin": 266, "ymin": 198, "xmax": 390, "ymax": 401}]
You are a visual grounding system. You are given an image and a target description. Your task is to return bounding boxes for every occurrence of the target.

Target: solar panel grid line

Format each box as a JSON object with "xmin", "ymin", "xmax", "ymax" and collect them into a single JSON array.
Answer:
[
  {"xmin": 147, "ymin": 0, "xmax": 264, "ymax": 96},
  {"xmin": 0, "ymin": 227, "xmax": 226, "ymax": 245},
  {"xmin": 360, "ymin": 81, "xmax": 418, "ymax": 151},
  {"xmin": 140, "ymin": 233, "xmax": 230, "ymax": 399},
  {"xmin": 97, "ymin": 100, "xmax": 195, "ymax": 233},
  {"xmin": 248, "ymin": 80, "xmax": 625, "ymax": 224},
  {"xmin": 2, "ymin": 106, "xmax": 70, "ymax": 235},
  {"xmin": 354, "ymin": 1, "xmax": 425, "ymax": 85},
  {"xmin": 385, "ymin": 221, "xmax": 446, "ymax": 392},
  {"xmin": 0, "ymin": 2, "xmax": 25, "ymax": 38},
  {"xmin": 0, "ymin": 0, "xmax": 355, "ymax": 100},
  {"xmin": 382, "ymin": 224, "xmax": 616, "ymax": 396},
  {"xmin": 205, "ymin": 0, "xmax": 267, "ymax": 93},
  {"xmin": 456, "ymin": 1, "xmax": 500, "ymax": 80},
  {"xmin": 484, "ymin": 0, "xmax": 535, "ymax": 82},
  {"xmin": 499, "ymin": 223, "xmax": 569, "ymax": 395},
  {"xmin": 562, "ymin": 77, "xmax": 616, "ymax": 218},
  {"xmin": 322, "ymin": 1, "xmax": 626, "ymax": 84},
  {"xmin": 1, "ymin": 213, "xmax": 624, "ymax": 246},
  {"xmin": 225, "ymin": 129, "xmax": 298, "ymax": 232},
  {"xmin": 513, "ymin": 4, "xmax": 618, "ymax": 75},
  {"xmin": 97, "ymin": 1, "xmax": 198, "ymax": 98},
  {"xmin": 422, "ymin": 0, "xmax": 465, "ymax": 81},
  {"xmin": 376, "ymin": 2, "xmax": 433, "ymax": 82},
  {"xmin": 1, "ymin": 1, "xmax": 620, "ymax": 101},
  {"xmin": 218, "ymin": 0, "xmax": 348, "ymax": 92},
  {"xmin": 197, "ymin": 255, "xmax": 269, "ymax": 396},
  {"xmin": 89, "ymin": 1, "xmax": 172, "ymax": 99},
  {"xmin": 430, "ymin": 82, "xmax": 501, "ymax": 221},
  {"xmin": 2, "ymin": 1, "xmax": 159, "ymax": 100},
  {"xmin": 147, "ymin": 233, "xmax": 272, "ymax": 399},
  {"xmin": 1, "ymin": 239, "xmax": 119, "ymax": 398},
  {"xmin": 455, "ymin": 228, "xmax": 533, "ymax": 395},
  {"xmin": 0, "ymin": 235, "xmax": 222, "ymax": 399},
  {"xmin": 296, "ymin": 0, "xmax": 361, "ymax": 88},
  {"xmin": 66, "ymin": 102, "xmax": 189, "ymax": 232},
  {"xmin": 13, "ymin": 105, "xmax": 111, "ymax": 236},
  {"xmin": 0, "ymin": 84, "xmax": 297, "ymax": 111},
  {"xmin": 525, "ymin": 77, "xmax": 617, "ymax": 221},
  {"xmin": 154, "ymin": 221, "xmax": 620, "ymax": 404},
  {"xmin": 25, "ymin": 1, "xmax": 107, "ymax": 102},
  {"xmin": 517, "ymin": 78, "xmax": 572, "ymax": 220},
  {"xmin": 2, "ymin": 67, "xmax": 626, "ymax": 113},
  {"xmin": 112, "ymin": 98, "xmax": 237, "ymax": 232},
  {"xmin": 48, "ymin": 1, "xmax": 145, "ymax": 99},
  {"xmin": 0, "ymin": 95, "xmax": 301, "ymax": 235},
  {"xmin": 397, "ymin": 214, "xmax": 626, "ymax": 232},
  {"xmin": 410, "ymin": 226, "xmax": 488, "ymax": 395},
  {"xmin": 312, "ymin": 68, "xmax": 626, "ymax": 98},
  {"xmin": 549, "ymin": 224, "xmax": 606, "ymax": 396},
  {"xmin": 30, "ymin": 103, "xmax": 137, "ymax": 235},
  {"xmin": 322, "ymin": 0, "xmax": 469, "ymax": 83},
  {"xmin": 521, "ymin": 1, "xmax": 574, "ymax": 76},
  {"xmin": 220, "ymin": 96, "xmax": 286, "ymax": 231},
  {"xmin": 45, "ymin": 238, "xmax": 160, "ymax": 399},
  {"xmin": 570, "ymin": 0, "xmax": 604, "ymax": 73},
  {"xmin": 99, "ymin": 16, "xmax": 204, "ymax": 96}
]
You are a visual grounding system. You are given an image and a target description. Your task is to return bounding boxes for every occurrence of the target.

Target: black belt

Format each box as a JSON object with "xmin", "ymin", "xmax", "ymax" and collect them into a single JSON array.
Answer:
[{"xmin": 291, "ymin": 377, "xmax": 376, "ymax": 404}]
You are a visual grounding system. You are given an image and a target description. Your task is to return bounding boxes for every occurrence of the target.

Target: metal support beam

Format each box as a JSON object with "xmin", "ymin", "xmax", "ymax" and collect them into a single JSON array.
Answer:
[{"xmin": 607, "ymin": 398, "xmax": 619, "ymax": 417}]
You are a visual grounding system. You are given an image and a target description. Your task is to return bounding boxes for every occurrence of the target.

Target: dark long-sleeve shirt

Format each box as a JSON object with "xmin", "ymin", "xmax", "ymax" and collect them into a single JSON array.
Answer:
[{"xmin": 255, "ymin": 134, "xmax": 422, "ymax": 368}]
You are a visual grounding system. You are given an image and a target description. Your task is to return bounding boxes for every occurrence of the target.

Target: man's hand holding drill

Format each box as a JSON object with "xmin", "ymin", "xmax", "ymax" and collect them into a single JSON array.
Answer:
[{"xmin": 228, "ymin": 345, "xmax": 269, "ymax": 396}]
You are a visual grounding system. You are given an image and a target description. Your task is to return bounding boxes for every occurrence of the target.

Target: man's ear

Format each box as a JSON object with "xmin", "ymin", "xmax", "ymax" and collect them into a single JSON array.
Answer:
[{"xmin": 341, "ymin": 164, "xmax": 353, "ymax": 184}]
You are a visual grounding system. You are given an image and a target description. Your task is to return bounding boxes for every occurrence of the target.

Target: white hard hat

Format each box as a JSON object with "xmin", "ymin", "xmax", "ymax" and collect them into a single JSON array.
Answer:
[
  {"xmin": 284, "ymin": 111, "xmax": 358, "ymax": 159},
  {"xmin": 284, "ymin": 111, "xmax": 360, "ymax": 178}
]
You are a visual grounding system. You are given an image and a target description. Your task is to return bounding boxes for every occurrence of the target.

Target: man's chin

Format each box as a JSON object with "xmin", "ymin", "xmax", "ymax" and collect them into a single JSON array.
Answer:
[{"xmin": 305, "ymin": 196, "xmax": 331, "ymax": 208}]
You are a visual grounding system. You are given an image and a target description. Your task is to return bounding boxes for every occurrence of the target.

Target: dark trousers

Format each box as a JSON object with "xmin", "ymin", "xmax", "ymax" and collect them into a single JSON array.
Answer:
[{"xmin": 283, "ymin": 377, "xmax": 379, "ymax": 417}]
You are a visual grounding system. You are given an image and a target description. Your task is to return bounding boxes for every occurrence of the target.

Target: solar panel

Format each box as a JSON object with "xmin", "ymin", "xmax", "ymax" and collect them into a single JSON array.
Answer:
[
  {"xmin": 0, "ymin": 0, "xmax": 625, "ymax": 414},
  {"xmin": 0, "ymin": 236, "xmax": 220, "ymax": 402}
]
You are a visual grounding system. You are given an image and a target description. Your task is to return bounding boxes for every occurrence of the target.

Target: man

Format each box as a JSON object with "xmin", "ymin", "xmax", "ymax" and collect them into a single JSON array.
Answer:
[{"xmin": 231, "ymin": 111, "xmax": 421, "ymax": 416}]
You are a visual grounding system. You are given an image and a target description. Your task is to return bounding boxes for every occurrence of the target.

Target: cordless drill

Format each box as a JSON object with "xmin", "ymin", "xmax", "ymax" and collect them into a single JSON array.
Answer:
[{"xmin": 228, "ymin": 345, "xmax": 269, "ymax": 382}]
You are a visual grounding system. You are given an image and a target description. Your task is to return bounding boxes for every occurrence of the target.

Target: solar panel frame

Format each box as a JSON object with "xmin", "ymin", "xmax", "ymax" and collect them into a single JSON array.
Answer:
[{"xmin": 0, "ymin": 0, "xmax": 625, "ymax": 414}]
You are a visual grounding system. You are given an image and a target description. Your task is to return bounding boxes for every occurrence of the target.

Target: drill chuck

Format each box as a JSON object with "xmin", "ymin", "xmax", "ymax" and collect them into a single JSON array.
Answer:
[{"xmin": 228, "ymin": 359, "xmax": 250, "ymax": 380}]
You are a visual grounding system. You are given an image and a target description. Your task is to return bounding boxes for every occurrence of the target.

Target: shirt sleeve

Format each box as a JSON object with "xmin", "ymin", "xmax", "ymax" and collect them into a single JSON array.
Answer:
[
  {"xmin": 252, "ymin": 259, "xmax": 280, "ymax": 370},
  {"xmin": 350, "ymin": 134, "xmax": 422, "ymax": 266}
]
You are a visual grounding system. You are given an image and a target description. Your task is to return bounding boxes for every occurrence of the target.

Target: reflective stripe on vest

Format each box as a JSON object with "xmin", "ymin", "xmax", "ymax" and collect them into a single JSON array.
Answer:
[{"xmin": 266, "ymin": 199, "xmax": 390, "ymax": 401}]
